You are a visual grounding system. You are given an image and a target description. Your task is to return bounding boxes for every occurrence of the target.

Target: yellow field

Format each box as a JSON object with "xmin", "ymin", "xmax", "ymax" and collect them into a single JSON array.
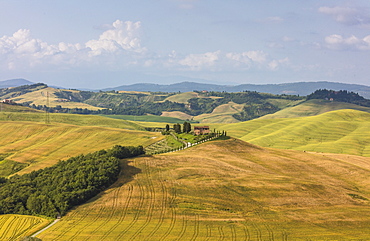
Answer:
[
  {"xmin": 37, "ymin": 138, "xmax": 370, "ymax": 240},
  {"xmin": 0, "ymin": 120, "xmax": 163, "ymax": 175},
  {"xmin": 194, "ymin": 101, "xmax": 243, "ymax": 123},
  {"xmin": 219, "ymin": 109, "xmax": 370, "ymax": 157},
  {"xmin": 161, "ymin": 111, "xmax": 193, "ymax": 120},
  {"xmin": 9, "ymin": 87, "xmax": 102, "ymax": 110},
  {"xmin": 0, "ymin": 214, "xmax": 50, "ymax": 241},
  {"xmin": 0, "ymin": 111, "xmax": 144, "ymax": 130}
]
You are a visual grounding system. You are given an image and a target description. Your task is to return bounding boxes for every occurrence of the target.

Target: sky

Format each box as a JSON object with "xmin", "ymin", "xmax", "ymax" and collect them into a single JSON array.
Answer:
[{"xmin": 1, "ymin": 0, "xmax": 370, "ymax": 89}]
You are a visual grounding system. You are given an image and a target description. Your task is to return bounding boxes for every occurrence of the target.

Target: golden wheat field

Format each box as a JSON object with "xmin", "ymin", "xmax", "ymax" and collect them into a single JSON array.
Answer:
[
  {"xmin": 37, "ymin": 138, "xmax": 370, "ymax": 240},
  {"xmin": 0, "ymin": 120, "xmax": 163, "ymax": 175},
  {"xmin": 0, "ymin": 214, "xmax": 50, "ymax": 241}
]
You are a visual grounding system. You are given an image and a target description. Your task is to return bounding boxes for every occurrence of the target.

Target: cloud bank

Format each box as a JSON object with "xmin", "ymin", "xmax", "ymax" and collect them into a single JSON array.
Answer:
[{"xmin": 0, "ymin": 19, "xmax": 287, "ymax": 74}]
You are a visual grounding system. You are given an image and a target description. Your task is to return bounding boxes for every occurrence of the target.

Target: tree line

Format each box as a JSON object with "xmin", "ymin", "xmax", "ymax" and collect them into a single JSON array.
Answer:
[{"xmin": 0, "ymin": 145, "xmax": 144, "ymax": 218}]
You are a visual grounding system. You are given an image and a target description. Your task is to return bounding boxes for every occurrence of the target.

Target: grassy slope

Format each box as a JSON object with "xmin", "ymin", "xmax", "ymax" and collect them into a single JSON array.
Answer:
[
  {"xmin": 0, "ymin": 111, "xmax": 144, "ymax": 130},
  {"xmin": 219, "ymin": 109, "xmax": 370, "ymax": 157},
  {"xmin": 161, "ymin": 111, "xmax": 194, "ymax": 121},
  {"xmin": 0, "ymin": 121, "xmax": 163, "ymax": 175},
  {"xmin": 0, "ymin": 103, "xmax": 42, "ymax": 112},
  {"xmin": 194, "ymin": 101, "xmax": 243, "ymax": 123},
  {"xmin": 261, "ymin": 99, "xmax": 370, "ymax": 119},
  {"xmin": 164, "ymin": 91, "xmax": 199, "ymax": 103},
  {"xmin": 0, "ymin": 214, "xmax": 50, "ymax": 240},
  {"xmin": 9, "ymin": 87, "xmax": 101, "ymax": 110},
  {"xmin": 39, "ymin": 139, "xmax": 370, "ymax": 240}
]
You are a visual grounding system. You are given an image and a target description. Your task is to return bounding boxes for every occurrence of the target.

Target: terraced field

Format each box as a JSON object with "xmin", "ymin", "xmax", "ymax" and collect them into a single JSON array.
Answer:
[
  {"xmin": 220, "ymin": 109, "xmax": 370, "ymax": 157},
  {"xmin": 0, "ymin": 214, "xmax": 49, "ymax": 240},
  {"xmin": 38, "ymin": 139, "xmax": 370, "ymax": 240},
  {"xmin": 0, "ymin": 120, "xmax": 163, "ymax": 175}
]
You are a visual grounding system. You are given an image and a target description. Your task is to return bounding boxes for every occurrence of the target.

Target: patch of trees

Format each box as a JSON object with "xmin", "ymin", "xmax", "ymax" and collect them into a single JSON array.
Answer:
[
  {"xmin": 0, "ymin": 145, "xmax": 144, "ymax": 218},
  {"xmin": 232, "ymin": 102, "xmax": 279, "ymax": 121},
  {"xmin": 307, "ymin": 89, "xmax": 370, "ymax": 107}
]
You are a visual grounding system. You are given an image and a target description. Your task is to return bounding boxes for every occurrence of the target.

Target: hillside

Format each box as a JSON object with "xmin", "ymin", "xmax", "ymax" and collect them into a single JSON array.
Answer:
[
  {"xmin": 220, "ymin": 109, "xmax": 370, "ymax": 157},
  {"xmin": 37, "ymin": 138, "xmax": 370, "ymax": 240},
  {"xmin": 261, "ymin": 99, "xmax": 370, "ymax": 119}
]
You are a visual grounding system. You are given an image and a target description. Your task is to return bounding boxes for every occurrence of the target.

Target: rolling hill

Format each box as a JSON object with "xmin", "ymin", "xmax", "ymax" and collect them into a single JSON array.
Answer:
[
  {"xmin": 0, "ymin": 111, "xmax": 163, "ymax": 176},
  {"xmin": 260, "ymin": 99, "xmax": 370, "ymax": 119},
  {"xmin": 220, "ymin": 109, "xmax": 370, "ymax": 157},
  {"xmin": 37, "ymin": 138, "xmax": 370, "ymax": 240}
]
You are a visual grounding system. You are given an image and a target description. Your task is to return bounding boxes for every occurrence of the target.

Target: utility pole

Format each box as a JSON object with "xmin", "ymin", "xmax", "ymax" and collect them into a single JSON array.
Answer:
[{"xmin": 45, "ymin": 92, "xmax": 50, "ymax": 124}]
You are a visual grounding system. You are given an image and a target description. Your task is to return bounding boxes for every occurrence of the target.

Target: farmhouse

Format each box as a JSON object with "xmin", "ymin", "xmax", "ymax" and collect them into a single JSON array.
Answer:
[{"xmin": 194, "ymin": 126, "xmax": 210, "ymax": 135}]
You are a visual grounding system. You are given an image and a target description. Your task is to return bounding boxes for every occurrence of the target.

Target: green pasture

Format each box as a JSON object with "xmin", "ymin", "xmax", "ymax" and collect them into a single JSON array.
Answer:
[{"xmin": 220, "ymin": 109, "xmax": 370, "ymax": 157}]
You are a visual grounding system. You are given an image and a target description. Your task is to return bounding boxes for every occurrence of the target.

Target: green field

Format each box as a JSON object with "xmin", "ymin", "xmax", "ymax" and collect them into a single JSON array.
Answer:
[
  {"xmin": 219, "ymin": 109, "xmax": 370, "ymax": 157},
  {"xmin": 37, "ymin": 138, "xmax": 370, "ymax": 240},
  {"xmin": 0, "ymin": 214, "xmax": 50, "ymax": 240},
  {"xmin": 261, "ymin": 99, "xmax": 370, "ymax": 119}
]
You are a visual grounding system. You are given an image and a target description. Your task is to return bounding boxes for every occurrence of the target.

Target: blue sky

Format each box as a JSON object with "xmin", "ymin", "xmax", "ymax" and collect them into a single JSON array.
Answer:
[{"xmin": 1, "ymin": 0, "xmax": 370, "ymax": 89}]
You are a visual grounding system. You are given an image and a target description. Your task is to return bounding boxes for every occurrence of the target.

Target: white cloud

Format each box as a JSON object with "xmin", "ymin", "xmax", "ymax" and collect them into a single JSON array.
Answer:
[
  {"xmin": 86, "ymin": 20, "xmax": 145, "ymax": 56},
  {"xmin": 318, "ymin": 6, "xmax": 370, "ymax": 26},
  {"xmin": 0, "ymin": 20, "xmax": 148, "ymax": 71},
  {"xmin": 225, "ymin": 51, "xmax": 268, "ymax": 67},
  {"xmin": 178, "ymin": 51, "xmax": 220, "ymax": 70},
  {"xmin": 325, "ymin": 34, "xmax": 370, "ymax": 50},
  {"xmin": 268, "ymin": 57, "xmax": 289, "ymax": 70}
]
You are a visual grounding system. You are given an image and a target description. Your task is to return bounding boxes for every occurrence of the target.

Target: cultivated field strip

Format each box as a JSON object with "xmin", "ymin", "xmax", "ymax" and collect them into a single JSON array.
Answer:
[
  {"xmin": 38, "ymin": 155, "xmax": 261, "ymax": 240},
  {"xmin": 0, "ymin": 215, "xmax": 49, "ymax": 241}
]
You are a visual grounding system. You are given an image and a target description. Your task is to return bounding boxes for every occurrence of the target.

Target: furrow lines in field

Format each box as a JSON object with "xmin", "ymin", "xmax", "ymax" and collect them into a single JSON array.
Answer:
[
  {"xmin": 85, "ymin": 186, "xmax": 122, "ymax": 239},
  {"xmin": 100, "ymin": 184, "xmax": 134, "ymax": 240},
  {"xmin": 159, "ymin": 184, "xmax": 178, "ymax": 241},
  {"xmin": 9, "ymin": 217, "xmax": 28, "ymax": 241},
  {"xmin": 282, "ymin": 231, "xmax": 288, "ymax": 241},
  {"xmin": 176, "ymin": 215, "xmax": 188, "ymax": 241},
  {"xmin": 146, "ymin": 165, "xmax": 167, "ymax": 240},
  {"xmin": 0, "ymin": 216, "xmax": 10, "ymax": 239},
  {"xmin": 52, "ymin": 208, "xmax": 92, "ymax": 240},
  {"xmin": 129, "ymin": 160, "xmax": 156, "ymax": 240},
  {"xmin": 205, "ymin": 224, "xmax": 212, "ymax": 241},
  {"xmin": 264, "ymin": 223, "xmax": 275, "ymax": 241},
  {"xmin": 190, "ymin": 214, "xmax": 200, "ymax": 241},
  {"xmin": 243, "ymin": 224, "xmax": 251, "ymax": 241},
  {"xmin": 2, "ymin": 216, "xmax": 18, "ymax": 240},
  {"xmin": 251, "ymin": 223, "xmax": 262, "ymax": 241},
  {"xmin": 230, "ymin": 225, "xmax": 237, "ymax": 241},
  {"xmin": 68, "ymin": 202, "xmax": 108, "ymax": 239},
  {"xmin": 218, "ymin": 226, "xmax": 225, "ymax": 241},
  {"xmin": 115, "ymin": 166, "xmax": 146, "ymax": 241}
]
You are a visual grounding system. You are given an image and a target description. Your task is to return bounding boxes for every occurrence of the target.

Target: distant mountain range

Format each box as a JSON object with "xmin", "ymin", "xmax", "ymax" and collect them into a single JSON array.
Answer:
[
  {"xmin": 1, "ymin": 78, "xmax": 370, "ymax": 99},
  {"xmin": 0, "ymin": 79, "xmax": 34, "ymax": 88},
  {"xmin": 103, "ymin": 81, "xmax": 370, "ymax": 99}
]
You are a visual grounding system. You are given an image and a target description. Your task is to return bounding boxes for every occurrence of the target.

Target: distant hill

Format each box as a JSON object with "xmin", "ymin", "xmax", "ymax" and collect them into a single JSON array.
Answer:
[
  {"xmin": 104, "ymin": 81, "xmax": 370, "ymax": 99},
  {"xmin": 0, "ymin": 78, "xmax": 34, "ymax": 88}
]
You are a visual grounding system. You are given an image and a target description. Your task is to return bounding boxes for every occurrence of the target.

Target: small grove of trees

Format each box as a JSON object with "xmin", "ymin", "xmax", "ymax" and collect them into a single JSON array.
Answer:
[
  {"xmin": 170, "ymin": 121, "xmax": 191, "ymax": 134},
  {"xmin": 0, "ymin": 145, "xmax": 144, "ymax": 218}
]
